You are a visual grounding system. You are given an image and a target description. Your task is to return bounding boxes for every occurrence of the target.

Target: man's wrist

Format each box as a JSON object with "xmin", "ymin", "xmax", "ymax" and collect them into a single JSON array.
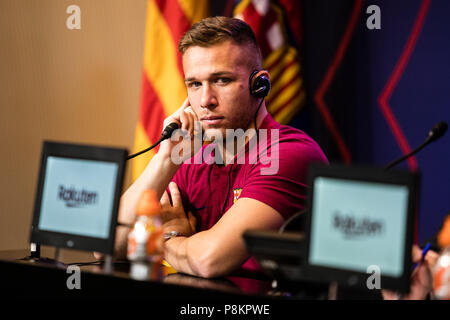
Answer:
[{"xmin": 153, "ymin": 152, "xmax": 182, "ymax": 175}]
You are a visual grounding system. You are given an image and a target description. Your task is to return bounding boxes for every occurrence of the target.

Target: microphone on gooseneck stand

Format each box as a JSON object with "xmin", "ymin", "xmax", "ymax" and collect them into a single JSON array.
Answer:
[
  {"xmin": 280, "ymin": 122, "xmax": 448, "ymax": 234},
  {"xmin": 126, "ymin": 122, "xmax": 180, "ymax": 160},
  {"xmin": 426, "ymin": 121, "xmax": 448, "ymax": 143},
  {"xmin": 384, "ymin": 121, "xmax": 448, "ymax": 170}
]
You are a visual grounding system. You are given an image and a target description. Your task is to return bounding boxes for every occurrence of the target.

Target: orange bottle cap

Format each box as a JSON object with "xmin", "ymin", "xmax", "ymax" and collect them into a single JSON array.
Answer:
[
  {"xmin": 438, "ymin": 215, "xmax": 450, "ymax": 248},
  {"xmin": 136, "ymin": 189, "xmax": 161, "ymax": 216}
]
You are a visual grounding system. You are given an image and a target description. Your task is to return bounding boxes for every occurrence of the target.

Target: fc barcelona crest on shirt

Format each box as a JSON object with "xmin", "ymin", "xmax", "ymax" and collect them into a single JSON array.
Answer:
[{"xmin": 233, "ymin": 188, "xmax": 242, "ymax": 204}]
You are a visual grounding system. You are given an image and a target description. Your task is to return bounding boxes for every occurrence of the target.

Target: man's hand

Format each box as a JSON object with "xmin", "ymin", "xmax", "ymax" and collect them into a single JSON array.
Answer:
[
  {"xmin": 160, "ymin": 182, "xmax": 196, "ymax": 237},
  {"xmin": 158, "ymin": 98, "xmax": 202, "ymax": 163},
  {"xmin": 382, "ymin": 244, "xmax": 439, "ymax": 300}
]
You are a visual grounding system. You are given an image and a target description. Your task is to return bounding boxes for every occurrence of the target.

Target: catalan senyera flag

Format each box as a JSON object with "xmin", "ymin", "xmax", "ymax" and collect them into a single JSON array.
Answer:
[
  {"xmin": 132, "ymin": 0, "xmax": 209, "ymax": 181},
  {"xmin": 233, "ymin": 0, "xmax": 305, "ymax": 125}
]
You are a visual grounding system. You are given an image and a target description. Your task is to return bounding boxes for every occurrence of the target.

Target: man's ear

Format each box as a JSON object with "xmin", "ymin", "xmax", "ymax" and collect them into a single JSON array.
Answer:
[{"xmin": 260, "ymin": 70, "xmax": 270, "ymax": 81}]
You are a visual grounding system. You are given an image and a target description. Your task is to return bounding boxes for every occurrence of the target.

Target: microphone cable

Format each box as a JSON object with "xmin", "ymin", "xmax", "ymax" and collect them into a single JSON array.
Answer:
[
  {"xmin": 126, "ymin": 122, "xmax": 180, "ymax": 160},
  {"xmin": 126, "ymin": 137, "xmax": 164, "ymax": 161}
]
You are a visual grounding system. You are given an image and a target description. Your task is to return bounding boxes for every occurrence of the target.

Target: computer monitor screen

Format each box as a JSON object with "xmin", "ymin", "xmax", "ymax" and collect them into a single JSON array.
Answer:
[
  {"xmin": 310, "ymin": 177, "xmax": 408, "ymax": 277},
  {"xmin": 304, "ymin": 164, "xmax": 418, "ymax": 292},
  {"xmin": 39, "ymin": 157, "xmax": 118, "ymax": 239},
  {"xmin": 30, "ymin": 141, "xmax": 127, "ymax": 254}
]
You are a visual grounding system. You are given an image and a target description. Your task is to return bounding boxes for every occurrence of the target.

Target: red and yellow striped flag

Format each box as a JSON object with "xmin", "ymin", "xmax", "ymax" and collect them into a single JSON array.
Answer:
[
  {"xmin": 233, "ymin": 0, "xmax": 305, "ymax": 124},
  {"xmin": 132, "ymin": 0, "xmax": 209, "ymax": 180}
]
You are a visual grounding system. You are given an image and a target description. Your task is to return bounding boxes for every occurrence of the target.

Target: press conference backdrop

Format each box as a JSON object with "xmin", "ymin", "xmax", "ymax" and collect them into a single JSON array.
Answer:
[
  {"xmin": 292, "ymin": 0, "xmax": 450, "ymax": 244},
  {"xmin": 0, "ymin": 0, "xmax": 448, "ymax": 252}
]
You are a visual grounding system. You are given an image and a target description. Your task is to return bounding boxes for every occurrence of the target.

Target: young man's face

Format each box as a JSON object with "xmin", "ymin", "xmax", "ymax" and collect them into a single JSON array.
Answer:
[{"xmin": 182, "ymin": 40, "xmax": 259, "ymax": 141}]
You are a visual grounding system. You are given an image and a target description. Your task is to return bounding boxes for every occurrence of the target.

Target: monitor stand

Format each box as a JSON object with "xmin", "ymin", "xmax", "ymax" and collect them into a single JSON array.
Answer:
[
  {"xmin": 30, "ymin": 242, "xmax": 40, "ymax": 258},
  {"xmin": 18, "ymin": 244, "xmax": 67, "ymax": 268},
  {"xmin": 20, "ymin": 243, "xmax": 114, "ymax": 274}
]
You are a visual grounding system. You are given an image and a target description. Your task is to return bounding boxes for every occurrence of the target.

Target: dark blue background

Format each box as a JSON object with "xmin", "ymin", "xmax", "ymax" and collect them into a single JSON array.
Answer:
[
  {"xmin": 292, "ymin": 0, "xmax": 450, "ymax": 243},
  {"xmin": 363, "ymin": 0, "xmax": 449, "ymax": 243}
]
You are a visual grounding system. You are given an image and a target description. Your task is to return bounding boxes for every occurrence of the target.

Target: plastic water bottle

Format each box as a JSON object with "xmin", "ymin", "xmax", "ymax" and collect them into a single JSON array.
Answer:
[
  {"xmin": 432, "ymin": 215, "xmax": 450, "ymax": 299},
  {"xmin": 127, "ymin": 189, "xmax": 164, "ymax": 280},
  {"xmin": 432, "ymin": 247, "xmax": 450, "ymax": 299}
]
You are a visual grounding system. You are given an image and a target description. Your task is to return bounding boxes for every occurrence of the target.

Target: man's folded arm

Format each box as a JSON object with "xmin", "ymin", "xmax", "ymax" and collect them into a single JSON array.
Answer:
[{"xmin": 163, "ymin": 197, "xmax": 284, "ymax": 278}]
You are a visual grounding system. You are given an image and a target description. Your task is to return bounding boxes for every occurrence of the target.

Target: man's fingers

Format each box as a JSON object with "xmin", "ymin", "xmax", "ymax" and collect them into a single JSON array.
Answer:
[
  {"xmin": 169, "ymin": 182, "xmax": 182, "ymax": 208},
  {"xmin": 179, "ymin": 108, "xmax": 191, "ymax": 133},
  {"xmin": 185, "ymin": 106, "xmax": 198, "ymax": 121},
  {"xmin": 179, "ymin": 97, "xmax": 190, "ymax": 111},
  {"xmin": 188, "ymin": 211, "xmax": 197, "ymax": 231},
  {"xmin": 163, "ymin": 98, "xmax": 190, "ymax": 128},
  {"xmin": 185, "ymin": 107, "xmax": 200, "ymax": 136},
  {"xmin": 173, "ymin": 98, "xmax": 191, "ymax": 121},
  {"xmin": 186, "ymin": 109, "xmax": 194, "ymax": 134},
  {"xmin": 163, "ymin": 99, "xmax": 199, "ymax": 140},
  {"xmin": 160, "ymin": 190, "xmax": 171, "ymax": 208}
]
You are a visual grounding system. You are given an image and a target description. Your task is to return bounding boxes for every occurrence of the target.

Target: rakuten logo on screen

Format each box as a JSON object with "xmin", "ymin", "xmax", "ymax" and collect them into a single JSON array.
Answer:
[
  {"xmin": 58, "ymin": 185, "xmax": 98, "ymax": 208},
  {"xmin": 332, "ymin": 211, "xmax": 385, "ymax": 239}
]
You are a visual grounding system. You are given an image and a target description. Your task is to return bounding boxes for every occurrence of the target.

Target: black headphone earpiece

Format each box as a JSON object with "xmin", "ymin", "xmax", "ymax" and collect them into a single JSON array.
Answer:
[{"xmin": 249, "ymin": 70, "xmax": 271, "ymax": 98}]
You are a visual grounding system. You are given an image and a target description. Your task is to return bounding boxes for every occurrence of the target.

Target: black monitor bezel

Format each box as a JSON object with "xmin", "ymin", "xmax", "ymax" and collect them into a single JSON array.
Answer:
[
  {"xmin": 30, "ymin": 141, "xmax": 127, "ymax": 254},
  {"xmin": 302, "ymin": 163, "xmax": 419, "ymax": 293}
]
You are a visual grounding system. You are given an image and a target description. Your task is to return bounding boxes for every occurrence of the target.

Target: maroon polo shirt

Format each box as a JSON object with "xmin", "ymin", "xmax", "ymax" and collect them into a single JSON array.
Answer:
[{"xmin": 171, "ymin": 113, "xmax": 328, "ymax": 273}]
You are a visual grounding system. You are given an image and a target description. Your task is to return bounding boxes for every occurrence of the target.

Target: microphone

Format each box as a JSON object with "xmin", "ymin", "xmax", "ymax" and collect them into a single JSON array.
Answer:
[
  {"xmin": 127, "ymin": 122, "xmax": 180, "ymax": 160},
  {"xmin": 384, "ymin": 121, "xmax": 448, "ymax": 170},
  {"xmin": 160, "ymin": 122, "xmax": 180, "ymax": 140},
  {"xmin": 426, "ymin": 121, "xmax": 448, "ymax": 143}
]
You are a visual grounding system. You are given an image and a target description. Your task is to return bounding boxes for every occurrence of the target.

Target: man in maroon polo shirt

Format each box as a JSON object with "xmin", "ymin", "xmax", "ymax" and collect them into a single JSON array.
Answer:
[{"xmin": 116, "ymin": 16, "xmax": 327, "ymax": 278}]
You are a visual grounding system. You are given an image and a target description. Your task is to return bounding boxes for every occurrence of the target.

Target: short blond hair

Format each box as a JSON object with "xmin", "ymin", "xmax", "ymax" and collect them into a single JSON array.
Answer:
[{"xmin": 178, "ymin": 16, "xmax": 262, "ymax": 68}]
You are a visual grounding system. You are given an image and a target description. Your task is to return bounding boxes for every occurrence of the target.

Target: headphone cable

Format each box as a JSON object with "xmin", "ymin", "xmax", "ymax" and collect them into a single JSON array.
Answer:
[
  {"xmin": 222, "ymin": 98, "xmax": 264, "ymax": 214},
  {"xmin": 253, "ymin": 98, "xmax": 264, "ymax": 131}
]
